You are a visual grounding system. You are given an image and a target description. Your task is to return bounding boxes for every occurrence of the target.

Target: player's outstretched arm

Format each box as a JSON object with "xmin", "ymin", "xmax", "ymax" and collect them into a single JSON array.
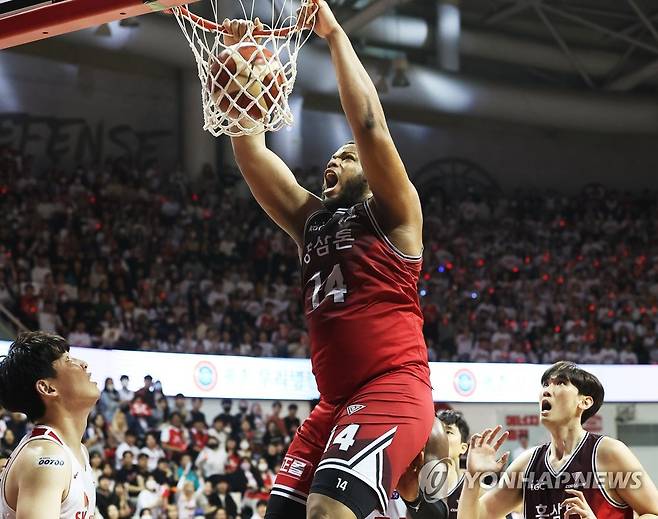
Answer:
[
  {"xmin": 303, "ymin": 0, "xmax": 422, "ymax": 255},
  {"xmin": 14, "ymin": 442, "xmax": 70, "ymax": 519},
  {"xmin": 223, "ymin": 19, "xmax": 322, "ymax": 246},
  {"xmin": 457, "ymin": 426, "xmax": 526, "ymax": 519},
  {"xmin": 231, "ymin": 131, "xmax": 322, "ymax": 246},
  {"xmin": 599, "ymin": 437, "xmax": 658, "ymax": 518}
]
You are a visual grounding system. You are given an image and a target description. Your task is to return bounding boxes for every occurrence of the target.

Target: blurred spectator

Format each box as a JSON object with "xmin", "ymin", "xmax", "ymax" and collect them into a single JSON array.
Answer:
[
  {"xmin": 84, "ymin": 413, "xmax": 108, "ymax": 455},
  {"xmin": 116, "ymin": 450, "xmax": 144, "ymax": 499},
  {"xmin": 100, "ymin": 378, "xmax": 121, "ymax": 423},
  {"xmin": 195, "ymin": 436, "xmax": 227, "ymax": 484},
  {"xmin": 176, "ymin": 477, "xmax": 208, "ymax": 519},
  {"xmin": 207, "ymin": 477, "xmax": 238, "ymax": 519},
  {"xmin": 161, "ymin": 412, "xmax": 189, "ymax": 463},
  {"xmin": 189, "ymin": 398, "xmax": 206, "ymax": 426},
  {"xmin": 115, "ymin": 430, "xmax": 140, "ymax": 469},
  {"xmin": 141, "ymin": 432, "xmax": 167, "ymax": 472},
  {"xmin": 283, "ymin": 404, "xmax": 300, "ymax": 438},
  {"xmin": 68, "ymin": 321, "xmax": 92, "ymax": 347},
  {"xmin": 118, "ymin": 375, "xmax": 134, "ymax": 405},
  {"xmin": 135, "ymin": 375, "xmax": 156, "ymax": 409},
  {"xmin": 0, "ymin": 429, "xmax": 18, "ymax": 458},
  {"xmin": 265, "ymin": 402, "xmax": 285, "ymax": 437},
  {"xmin": 96, "ymin": 475, "xmax": 120, "ymax": 518}
]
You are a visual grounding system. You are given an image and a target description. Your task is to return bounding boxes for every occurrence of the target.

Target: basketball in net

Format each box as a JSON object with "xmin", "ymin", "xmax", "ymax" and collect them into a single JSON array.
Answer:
[
  {"xmin": 207, "ymin": 43, "xmax": 285, "ymax": 121},
  {"xmin": 171, "ymin": 0, "xmax": 317, "ymax": 137}
]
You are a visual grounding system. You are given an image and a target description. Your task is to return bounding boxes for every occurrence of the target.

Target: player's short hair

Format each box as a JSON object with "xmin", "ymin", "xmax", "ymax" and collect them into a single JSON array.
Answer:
[
  {"xmin": 436, "ymin": 409, "xmax": 470, "ymax": 443},
  {"xmin": 541, "ymin": 361, "xmax": 604, "ymax": 424},
  {"xmin": 0, "ymin": 332, "xmax": 69, "ymax": 421}
]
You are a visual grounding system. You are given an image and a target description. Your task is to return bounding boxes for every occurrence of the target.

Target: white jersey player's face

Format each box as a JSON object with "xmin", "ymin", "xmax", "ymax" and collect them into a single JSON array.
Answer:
[
  {"xmin": 48, "ymin": 352, "xmax": 100, "ymax": 408},
  {"xmin": 322, "ymin": 143, "xmax": 370, "ymax": 210}
]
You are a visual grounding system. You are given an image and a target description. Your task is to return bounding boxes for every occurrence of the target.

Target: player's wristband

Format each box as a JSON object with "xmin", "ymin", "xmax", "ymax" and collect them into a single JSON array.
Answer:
[{"xmin": 401, "ymin": 495, "xmax": 449, "ymax": 519}]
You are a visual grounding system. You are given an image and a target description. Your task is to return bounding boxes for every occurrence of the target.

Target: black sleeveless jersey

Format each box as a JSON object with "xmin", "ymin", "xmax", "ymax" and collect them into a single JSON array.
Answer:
[{"xmin": 523, "ymin": 433, "xmax": 632, "ymax": 519}]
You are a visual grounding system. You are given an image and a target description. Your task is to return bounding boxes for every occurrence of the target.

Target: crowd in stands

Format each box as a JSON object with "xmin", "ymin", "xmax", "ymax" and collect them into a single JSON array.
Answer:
[
  {"xmin": 1, "ymin": 146, "xmax": 658, "ymax": 364},
  {"xmin": 0, "ymin": 377, "xmax": 303, "ymax": 519}
]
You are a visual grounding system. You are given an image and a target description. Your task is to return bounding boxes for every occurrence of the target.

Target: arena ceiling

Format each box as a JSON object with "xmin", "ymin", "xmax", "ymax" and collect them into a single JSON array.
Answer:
[
  {"xmin": 331, "ymin": 0, "xmax": 658, "ymax": 93},
  {"xmin": 8, "ymin": 0, "xmax": 658, "ymax": 131}
]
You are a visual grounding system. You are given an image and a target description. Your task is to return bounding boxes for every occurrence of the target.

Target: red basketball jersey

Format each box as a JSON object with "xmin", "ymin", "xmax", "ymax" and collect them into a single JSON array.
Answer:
[
  {"xmin": 523, "ymin": 432, "xmax": 633, "ymax": 519},
  {"xmin": 301, "ymin": 197, "xmax": 430, "ymax": 404}
]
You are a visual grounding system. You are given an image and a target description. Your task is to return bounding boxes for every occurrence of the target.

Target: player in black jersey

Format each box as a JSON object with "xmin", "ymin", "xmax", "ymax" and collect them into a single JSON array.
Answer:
[
  {"xmin": 392, "ymin": 410, "xmax": 469, "ymax": 519},
  {"xmin": 457, "ymin": 362, "xmax": 658, "ymax": 519},
  {"xmin": 436, "ymin": 410, "xmax": 469, "ymax": 518}
]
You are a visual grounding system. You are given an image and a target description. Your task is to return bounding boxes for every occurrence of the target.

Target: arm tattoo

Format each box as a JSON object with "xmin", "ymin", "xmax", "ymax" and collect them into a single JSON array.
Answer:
[{"xmin": 364, "ymin": 100, "xmax": 376, "ymax": 130}]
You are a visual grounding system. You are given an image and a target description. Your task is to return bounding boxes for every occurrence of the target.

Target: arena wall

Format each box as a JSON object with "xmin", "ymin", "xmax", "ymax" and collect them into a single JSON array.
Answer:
[{"xmin": 0, "ymin": 52, "xmax": 179, "ymax": 170}]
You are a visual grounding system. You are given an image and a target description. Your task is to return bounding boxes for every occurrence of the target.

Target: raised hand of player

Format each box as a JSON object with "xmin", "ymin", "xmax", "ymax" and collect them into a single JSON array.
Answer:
[
  {"xmin": 296, "ymin": 0, "xmax": 340, "ymax": 39},
  {"xmin": 562, "ymin": 489, "xmax": 597, "ymax": 519},
  {"xmin": 465, "ymin": 425, "xmax": 510, "ymax": 476},
  {"xmin": 221, "ymin": 17, "xmax": 264, "ymax": 46}
]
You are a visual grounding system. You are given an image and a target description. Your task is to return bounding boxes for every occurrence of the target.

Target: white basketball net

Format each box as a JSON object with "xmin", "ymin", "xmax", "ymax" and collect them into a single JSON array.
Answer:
[{"xmin": 172, "ymin": 0, "xmax": 315, "ymax": 137}]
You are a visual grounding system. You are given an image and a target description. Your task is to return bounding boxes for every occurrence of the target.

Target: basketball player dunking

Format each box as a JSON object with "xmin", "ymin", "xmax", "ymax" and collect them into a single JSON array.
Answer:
[
  {"xmin": 457, "ymin": 361, "xmax": 658, "ymax": 519},
  {"xmin": 0, "ymin": 332, "xmax": 99, "ymax": 519},
  {"xmin": 224, "ymin": 1, "xmax": 442, "ymax": 518}
]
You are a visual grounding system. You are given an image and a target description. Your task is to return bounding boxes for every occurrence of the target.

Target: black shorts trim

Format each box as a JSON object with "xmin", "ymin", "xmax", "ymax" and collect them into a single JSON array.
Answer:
[
  {"xmin": 265, "ymin": 491, "xmax": 306, "ymax": 519},
  {"xmin": 310, "ymin": 467, "xmax": 380, "ymax": 519}
]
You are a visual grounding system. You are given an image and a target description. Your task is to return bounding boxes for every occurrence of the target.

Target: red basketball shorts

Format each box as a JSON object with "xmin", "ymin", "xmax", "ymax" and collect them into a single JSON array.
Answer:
[{"xmin": 270, "ymin": 370, "xmax": 434, "ymax": 516}]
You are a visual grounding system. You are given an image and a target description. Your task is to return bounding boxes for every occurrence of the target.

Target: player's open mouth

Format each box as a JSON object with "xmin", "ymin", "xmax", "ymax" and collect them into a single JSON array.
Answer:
[
  {"xmin": 541, "ymin": 400, "xmax": 552, "ymax": 414},
  {"xmin": 323, "ymin": 170, "xmax": 339, "ymax": 194}
]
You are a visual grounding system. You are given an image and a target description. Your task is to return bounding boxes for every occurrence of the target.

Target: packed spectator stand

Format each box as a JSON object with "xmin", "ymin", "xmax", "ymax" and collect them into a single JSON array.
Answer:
[{"xmin": 1, "ymin": 147, "xmax": 656, "ymax": 365}]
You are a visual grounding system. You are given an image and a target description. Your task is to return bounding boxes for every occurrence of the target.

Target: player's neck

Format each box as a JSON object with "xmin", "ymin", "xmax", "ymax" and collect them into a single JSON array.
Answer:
[
  {"xmin": 546, "ymin": 421, "xmax": 586, "ymax": 460},
  {"xmin": 450, "ymin": 457, "xmax": 463, "ymax": 477},
  {"xmin": 39, "ymin": 405, "xmax": 89, "ymax": 449}
]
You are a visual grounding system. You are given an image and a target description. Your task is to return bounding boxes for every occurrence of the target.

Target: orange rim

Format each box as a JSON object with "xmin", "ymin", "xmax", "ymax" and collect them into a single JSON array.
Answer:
[{"xmin": 173, "ymin": 5, "xmax": 307, "ymax": 38}]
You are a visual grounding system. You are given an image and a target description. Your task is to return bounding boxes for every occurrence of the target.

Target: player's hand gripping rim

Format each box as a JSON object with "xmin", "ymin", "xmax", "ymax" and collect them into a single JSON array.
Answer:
[{"xmin": 221, "ymin": 17, "xmax": 265, "ymax": 47}]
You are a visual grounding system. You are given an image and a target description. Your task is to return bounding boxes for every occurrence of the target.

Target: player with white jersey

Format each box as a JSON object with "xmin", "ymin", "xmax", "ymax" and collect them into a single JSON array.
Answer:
[{"xmin": 0, "ymin": 332, "xmax": 100, "ymax": 519}]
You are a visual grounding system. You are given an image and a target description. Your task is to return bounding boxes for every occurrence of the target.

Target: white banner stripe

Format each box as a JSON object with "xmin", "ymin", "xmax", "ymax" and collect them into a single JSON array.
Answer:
[{"xmin": 0, "ymin": 342, "xmax": 655, "ymax": 402}]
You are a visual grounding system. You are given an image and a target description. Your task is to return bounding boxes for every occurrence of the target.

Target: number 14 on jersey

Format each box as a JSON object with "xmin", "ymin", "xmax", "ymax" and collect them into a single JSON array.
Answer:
[{"xmin": 310, "ymin": 264, "xmax": 348, "ymax": 310}]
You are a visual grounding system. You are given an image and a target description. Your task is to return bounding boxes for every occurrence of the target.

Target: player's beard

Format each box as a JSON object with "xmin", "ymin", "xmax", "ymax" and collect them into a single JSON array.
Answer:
[{"xmin": 322, "ymin": 174, "xmax": 370, "ymax": 212}]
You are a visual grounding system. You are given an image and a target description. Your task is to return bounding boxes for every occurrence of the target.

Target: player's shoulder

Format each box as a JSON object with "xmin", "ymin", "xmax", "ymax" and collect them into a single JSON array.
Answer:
[
  {"xmin": 595, "ymin": 436, "xmax": 635, "ymax": 468},
  {"xmin": 19, "ymin": 438, "xmax": 66, "ymax": 458},
  {"xmin": 10, "ymin": 439, "xmax": 71, "ymax": 484},
  {"xmin": 506, "ymin": 447, "xmax": 540, "ymax": 475}
]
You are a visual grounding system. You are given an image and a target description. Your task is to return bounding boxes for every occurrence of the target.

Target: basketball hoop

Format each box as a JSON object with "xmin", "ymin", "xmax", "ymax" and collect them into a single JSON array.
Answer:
[{"xmin": 171, "ymin": 0, "xmax": 316, "ymax": 137}]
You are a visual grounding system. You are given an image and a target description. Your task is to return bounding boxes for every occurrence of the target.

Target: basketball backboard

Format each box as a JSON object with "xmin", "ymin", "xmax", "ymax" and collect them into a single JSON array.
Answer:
[{"xmin": 0, "ymin": 0, "xmax": 197, "ymax": 49}]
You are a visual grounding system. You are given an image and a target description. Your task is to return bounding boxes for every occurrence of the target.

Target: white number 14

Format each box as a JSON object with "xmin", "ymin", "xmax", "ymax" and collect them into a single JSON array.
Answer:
[{"xmin": 310, "ymin": 264, "xmax": 347, "ymax": 310}]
